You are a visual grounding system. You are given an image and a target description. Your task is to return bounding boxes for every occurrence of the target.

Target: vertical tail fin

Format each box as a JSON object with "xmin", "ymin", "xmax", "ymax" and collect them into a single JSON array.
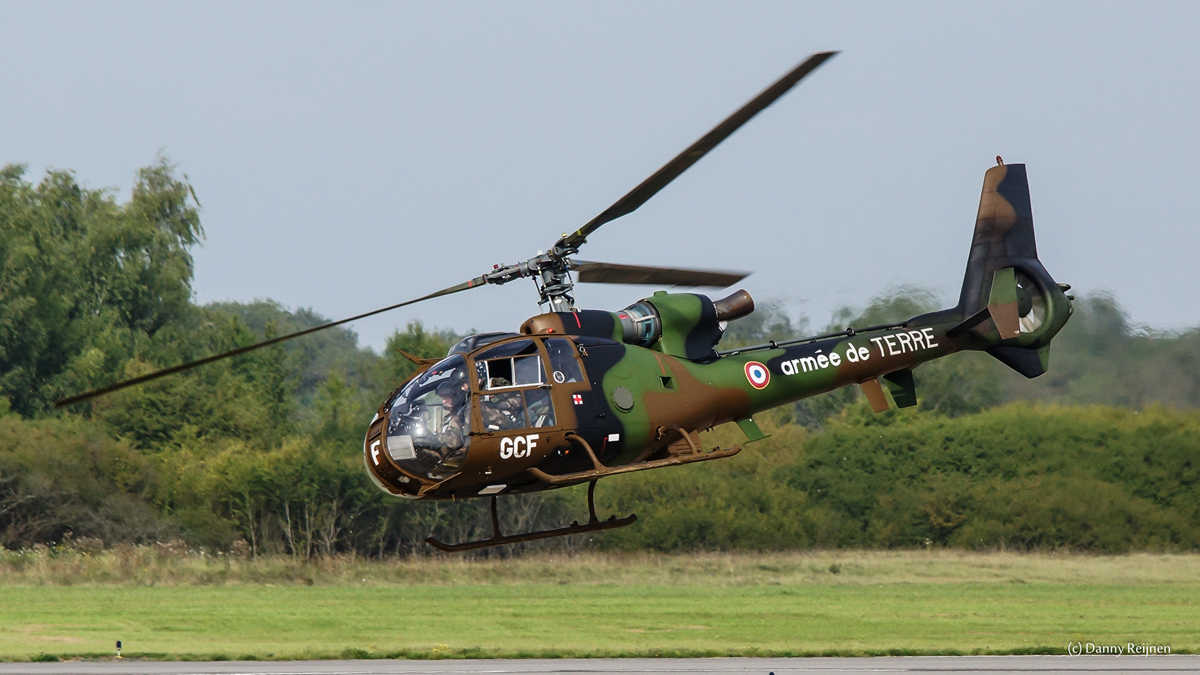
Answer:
[
  {"xmin": 952, "ymin": 163, "xmax": 1071, "ymax": 378},
  {"xmin": 958, "ymin": 163, "xmax": 1041, "ymax": 315}
]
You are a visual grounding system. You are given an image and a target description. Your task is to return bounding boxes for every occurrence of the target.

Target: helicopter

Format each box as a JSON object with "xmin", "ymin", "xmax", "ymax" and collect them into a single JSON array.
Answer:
[{"xmin": 58, "ymin": 51, "xmax": 1073, "ymax": 552}]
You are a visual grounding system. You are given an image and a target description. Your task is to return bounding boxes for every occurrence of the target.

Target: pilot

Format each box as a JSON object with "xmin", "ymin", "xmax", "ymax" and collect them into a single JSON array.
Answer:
[{"xmin": 436, "ymin": 380, "xmax": 469, "ymax": 458}]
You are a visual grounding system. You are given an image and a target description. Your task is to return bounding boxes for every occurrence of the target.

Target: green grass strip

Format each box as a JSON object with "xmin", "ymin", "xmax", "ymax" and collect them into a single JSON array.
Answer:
[{"xmin": 4, "ymin": 582, "xmax": 1196, "ymax": 661}]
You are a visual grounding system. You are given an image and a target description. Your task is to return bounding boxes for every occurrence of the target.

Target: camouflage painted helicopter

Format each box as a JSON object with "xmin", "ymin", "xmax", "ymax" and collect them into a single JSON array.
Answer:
[{"xmin": 59, "ymin": 51, "xmax": 1073, "ymax": 552}]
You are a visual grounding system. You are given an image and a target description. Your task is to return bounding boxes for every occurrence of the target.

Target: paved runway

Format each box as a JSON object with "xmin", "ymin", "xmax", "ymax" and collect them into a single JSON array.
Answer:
[{"xmin": 0, "ymin": 656, "xmax": 1195, "ymax": 675}]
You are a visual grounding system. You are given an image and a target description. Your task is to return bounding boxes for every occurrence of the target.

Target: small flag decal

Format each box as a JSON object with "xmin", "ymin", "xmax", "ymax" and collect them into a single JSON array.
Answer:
[{"xmin": 572, "ymin": 394, "xmax": 583, "ymax": 405}]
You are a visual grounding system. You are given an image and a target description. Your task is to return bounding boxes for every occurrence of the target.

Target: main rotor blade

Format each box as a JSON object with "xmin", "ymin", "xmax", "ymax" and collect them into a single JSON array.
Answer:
[
  {"xmin": 570, "ymin": 260, "xmax": 749, "ymax": 288},
  {"xmin": 556, "ymin": 51, "xmax": 837, "ymax": 252},
  {"xmin": 54, "ymin": 276, "xmax": 487, "ymax": 408}
]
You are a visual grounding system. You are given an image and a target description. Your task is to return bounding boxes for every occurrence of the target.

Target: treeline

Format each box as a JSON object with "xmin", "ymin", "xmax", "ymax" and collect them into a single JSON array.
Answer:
[
  {"xmin": 2, "ymin": 161, "xmax": 1199, "ymax": 556},
  {"xmin": 5, "ymin": 399, "xmax": 1197, "ymax": 554}
]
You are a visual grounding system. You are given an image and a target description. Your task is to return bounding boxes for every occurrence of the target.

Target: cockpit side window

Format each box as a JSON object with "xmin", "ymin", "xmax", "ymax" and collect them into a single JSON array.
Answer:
[
  {"xmin": 479, "ymin": 388, "xmax": 556, "ymax": 431},
  {"xmin": 471, "ymin": 338, "xmax": 557, "ymax": 432},
  {"xmin": 513, "ymin": 355, "xmax": 544, "ymax": 386},
  {"xmin": 524, "ymin": 388, "xmax": 555, "ymax": 427},
  {"xmin": 479, "ymin": 391, "xmax": 526, "ymax": 431},
  {"xmin": 476, "ymin": 339, "xmax": 545, "ymax": 390},
  {"xmin": 545, "ymin": 337, "xmax": 584, "ymax": 384}
]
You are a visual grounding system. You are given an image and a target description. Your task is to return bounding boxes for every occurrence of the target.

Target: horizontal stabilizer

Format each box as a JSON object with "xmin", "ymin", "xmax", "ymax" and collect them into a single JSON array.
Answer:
[
  {"xmin": 947, "ymin": 306, "xmax": 992, "ymax": 337},
  {"xmin": 948, "ymin": 267, "xmax": 1022, "ymax": 340}
]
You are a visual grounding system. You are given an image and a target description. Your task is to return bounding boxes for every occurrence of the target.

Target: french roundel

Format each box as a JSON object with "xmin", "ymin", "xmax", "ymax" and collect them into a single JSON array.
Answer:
[{"xmin": 744, "ymin": 361, "xmax": 770, "ymax": 389}]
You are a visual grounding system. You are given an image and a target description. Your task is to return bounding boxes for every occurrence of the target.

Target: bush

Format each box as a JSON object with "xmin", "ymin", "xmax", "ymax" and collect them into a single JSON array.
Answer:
[
  {"xmin": 0, "ymin": 415, "xmax": 174, "ymax": 548},
  {"xmin": 776, "ymin": 403, "xmax": 1200, "ymax": 552}
]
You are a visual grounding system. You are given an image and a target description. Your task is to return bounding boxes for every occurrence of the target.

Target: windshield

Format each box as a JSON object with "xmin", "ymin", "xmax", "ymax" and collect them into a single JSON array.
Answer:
[{"xmin": 386, "ymin": 355, "xmax": 471, "ymax": 481}]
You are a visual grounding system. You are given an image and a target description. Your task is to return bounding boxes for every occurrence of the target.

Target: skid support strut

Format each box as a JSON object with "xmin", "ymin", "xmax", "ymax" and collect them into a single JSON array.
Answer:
[
  {"xmin": 528, "ymin": 433, "xmax": 741, "ymax": 486},
  {"xmin": 425, "ymin": 481, "xmax": 635, "ymax": 553}
]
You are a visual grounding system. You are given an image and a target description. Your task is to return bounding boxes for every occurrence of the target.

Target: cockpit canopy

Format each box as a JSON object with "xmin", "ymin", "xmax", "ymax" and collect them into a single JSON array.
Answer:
[
  {"xmin": 386, "ymin": 354, "xmax": 471, "ymax": 481},
  {"xmin": 448, "ymin": 332, "xmax": 518, "ymax": 355}
]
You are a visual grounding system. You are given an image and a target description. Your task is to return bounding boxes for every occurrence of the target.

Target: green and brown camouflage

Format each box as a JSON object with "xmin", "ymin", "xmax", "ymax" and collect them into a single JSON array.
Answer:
[{"xmin": 363, "ymin": 162, "xmax": 1072, "ymax": 513}]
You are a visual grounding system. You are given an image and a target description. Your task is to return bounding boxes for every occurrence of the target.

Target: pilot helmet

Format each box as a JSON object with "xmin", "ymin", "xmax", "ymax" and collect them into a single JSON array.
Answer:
[{"xmin": 436, "ymin": 379, "xmax": 466, "ymax": 408}]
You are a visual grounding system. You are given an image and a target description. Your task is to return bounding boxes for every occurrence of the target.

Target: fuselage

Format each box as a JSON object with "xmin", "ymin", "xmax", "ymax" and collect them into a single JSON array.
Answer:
[{"xmin": 362, "ymin": 315, "xmax": 969, "ymax": 501}]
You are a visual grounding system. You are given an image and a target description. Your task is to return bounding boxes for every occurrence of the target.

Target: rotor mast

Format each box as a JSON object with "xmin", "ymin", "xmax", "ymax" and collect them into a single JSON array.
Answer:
[
  {"xmin": 484, "ymin": 240, "xmax": 582, "ymax": 312},
  {"xmin": 536, "ymin": 256, "xmax": 577, "ymax": 312}
]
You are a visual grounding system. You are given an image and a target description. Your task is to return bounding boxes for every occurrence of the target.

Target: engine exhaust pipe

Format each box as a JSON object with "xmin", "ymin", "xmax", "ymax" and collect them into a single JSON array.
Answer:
[{"xmin": 713, "ymin": 289, "xmax": 754, "ymax": 322}]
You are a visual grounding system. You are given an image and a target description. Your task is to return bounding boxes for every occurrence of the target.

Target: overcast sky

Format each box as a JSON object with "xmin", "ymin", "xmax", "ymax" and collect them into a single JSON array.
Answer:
[{"xmin": 3, "ymin": 2, "xmax": 1198, "ymax": 351}]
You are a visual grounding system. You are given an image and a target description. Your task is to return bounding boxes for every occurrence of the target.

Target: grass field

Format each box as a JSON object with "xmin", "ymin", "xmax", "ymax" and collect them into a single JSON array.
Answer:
[{"xmin": 2, "ymin": 550, "xmax": 1197, "ymax": 661}]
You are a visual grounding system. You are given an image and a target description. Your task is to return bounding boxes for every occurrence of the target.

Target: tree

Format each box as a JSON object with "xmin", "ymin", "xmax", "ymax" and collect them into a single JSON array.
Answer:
[
  {"xmin": 0, "ymin": 158, "xmax": 202, "ymax": 416},
  {"xmin": 382, "ymin": 320, "xmax": 460, "ymax": 387}
]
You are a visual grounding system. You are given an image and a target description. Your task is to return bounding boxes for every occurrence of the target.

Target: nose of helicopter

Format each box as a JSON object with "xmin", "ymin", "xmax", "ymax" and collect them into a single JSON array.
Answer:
[
  {"xmin": 363, "ymin": 411, "xmax": 423, "ymax": 498},
  {"xmin": 364, "ymin": 396, "xmax": 473, "ymax": 497}
]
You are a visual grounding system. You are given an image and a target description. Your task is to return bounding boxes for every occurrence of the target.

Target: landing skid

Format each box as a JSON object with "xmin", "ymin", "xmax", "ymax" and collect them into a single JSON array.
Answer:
[{"xmin": 425, "ymin": 481, "xmax": 636, "ymax": 553}]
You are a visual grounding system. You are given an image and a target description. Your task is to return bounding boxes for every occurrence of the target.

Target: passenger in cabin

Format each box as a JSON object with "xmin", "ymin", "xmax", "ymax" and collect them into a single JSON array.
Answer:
[{"xmin": 481, "ymin": 391, "xmax": 524, "ymax": 431}]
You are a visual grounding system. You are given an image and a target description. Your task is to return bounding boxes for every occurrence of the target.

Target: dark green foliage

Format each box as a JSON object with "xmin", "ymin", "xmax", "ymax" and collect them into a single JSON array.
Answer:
[
  {"xmin": 597, "ymin": 447, "xmax": 822, "ymax": 551},
  {"xmin": 0, "ymin": 159, "xmax": 201, "ymax": 417},
  {"xmin": 777, "ymin": 404, "xmax": 1200, "ymax": 551},
  {"xmin": 0, "ymin": 413, "xmax": 175, "ymax": 548},
  {"xmin": 382, "ymin": 320, "xmax": 461, "ymax": 386},
  {"xmin": 90, "ymin": 308, "xmax": 297, "ymax": 448},
  {"xmin": 915, "ymin": 351, "xmax": 1003, "ymax": 416},
  {"xmin": 206, "ymin": 300, "xmax": 377, "ymax": 414},
  {"xmin": 1005, "ymin": 293, "xmax": 1200, "ymax": 408}
]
